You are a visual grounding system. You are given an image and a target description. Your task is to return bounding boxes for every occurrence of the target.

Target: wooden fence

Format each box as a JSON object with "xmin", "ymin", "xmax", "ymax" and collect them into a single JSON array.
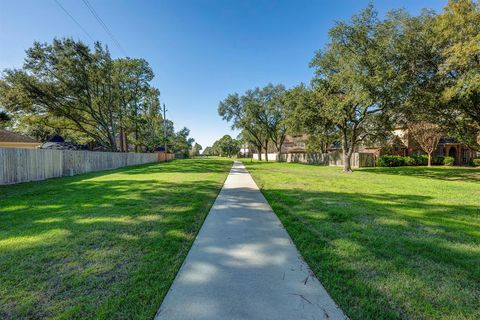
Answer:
[
  {"xmin": 253, "ymin": 151, "xmax": 375, "ymax": 168},
  {"xmin": 0, "ymin": 148, "xmax": 173, "ymax": 185}
]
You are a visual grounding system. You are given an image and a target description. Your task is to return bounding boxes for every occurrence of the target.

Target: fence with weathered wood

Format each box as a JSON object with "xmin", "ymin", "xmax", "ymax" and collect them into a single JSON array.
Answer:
[
  {"xmin": 0, "ymin": 148, "xmax": 172, "ymax": 185},
  {"xmin": 253, "ymin": 151, "xmax": 375, "ymax": 168}
]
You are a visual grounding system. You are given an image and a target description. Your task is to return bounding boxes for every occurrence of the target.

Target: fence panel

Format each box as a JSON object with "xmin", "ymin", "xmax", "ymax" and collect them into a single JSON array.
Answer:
[{"xmin": 0, "ymin": 148, "xmax": 165, "ymax": 185}]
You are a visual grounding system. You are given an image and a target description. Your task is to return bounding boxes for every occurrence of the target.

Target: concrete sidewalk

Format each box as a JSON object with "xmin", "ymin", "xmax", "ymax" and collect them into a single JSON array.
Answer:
[{"xmin": 155, "ymin": 161, "xmax": 346, "ymax": 320}]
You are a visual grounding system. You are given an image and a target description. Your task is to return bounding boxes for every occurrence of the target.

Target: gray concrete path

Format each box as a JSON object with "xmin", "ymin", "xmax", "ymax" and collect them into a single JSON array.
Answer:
[{"xmin": 155, "ymin": 161, "xmax": 347, "ymax": 320}]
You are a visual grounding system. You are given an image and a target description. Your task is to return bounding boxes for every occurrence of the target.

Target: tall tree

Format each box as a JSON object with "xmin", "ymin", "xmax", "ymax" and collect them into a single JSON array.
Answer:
[
  {"xmin": 263, "ymin": 84, "xmax": 288, "ymax": 155},
  {"xmin": 191, "ymin": 143, "xmax": 203, "ymax": 156},
  {"xmin": 218, "ymin": 92, "xmax": 266, "ymax": 160},
  {"xmin": 114, "ymin": 58, "xmax": 154, "ymax": 152},
  {"xmin": 213, "ymin": 135, "xmax": 240, "ymax": 157},
  {"xmin": 203, "ymin": 146, "xmax": 213, "ymax": 156},
  {"xmin": 435, "ymin": 0, "xmax": 480, "ymax": 124},
  {"xmin": 171, "ymin": 127, "xmax": 194, "ymax": 157},
  {"xmin": 0, "ymin": 39, "xmax": 119, "ymax": 150},
  {"xmin": 283, "ymin": 84, "xmax": 337, "ymax": 153},
  {"xmin": 310, "ymin": 6, "xmax": 393, "ymax": 172}
]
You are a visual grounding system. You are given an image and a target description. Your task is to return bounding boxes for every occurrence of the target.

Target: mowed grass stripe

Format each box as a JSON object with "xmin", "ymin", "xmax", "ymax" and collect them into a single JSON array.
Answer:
[
  {"xmin": 245, "ymin": 162, "xmax": 480, "ymax": 320},
  {"xmin": 0, "ymin": 158, "xmax": 232, "ymax": 320}
]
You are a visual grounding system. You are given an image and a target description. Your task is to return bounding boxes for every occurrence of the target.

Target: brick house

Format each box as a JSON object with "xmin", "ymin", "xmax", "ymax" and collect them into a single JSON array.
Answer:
[{"xmin": 380, "ymin": 128, "xmax": 477, "ymax": 165}]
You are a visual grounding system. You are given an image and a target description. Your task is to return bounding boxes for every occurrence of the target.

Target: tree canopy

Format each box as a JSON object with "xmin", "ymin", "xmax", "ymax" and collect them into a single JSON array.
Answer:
[{"xmin": 0, "ymin": 38, "xmax": 193, "ymax": 152}]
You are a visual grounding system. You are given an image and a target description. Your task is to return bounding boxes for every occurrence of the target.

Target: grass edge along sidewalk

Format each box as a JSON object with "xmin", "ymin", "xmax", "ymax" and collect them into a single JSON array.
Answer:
[
  {"xmin": 0, "ymin": 158, "xmax": 232, "ymax": 320},
  {"xmin": 244, "ymin": 161, "xmax": 480, "ymax": 320}
]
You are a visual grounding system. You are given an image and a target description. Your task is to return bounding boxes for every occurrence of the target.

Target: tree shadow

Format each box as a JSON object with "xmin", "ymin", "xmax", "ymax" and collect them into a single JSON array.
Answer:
[
  {"xmin": 258, "ymin": 187, "xmax": 480, "ymax": 320},
  {"xmin": 123, "ymin": 158, "xmax": 233, "ymax": 175},
  {"xmin": 0, "ymin": 159, "xmax": 232, "ymax": 319},
  {"xmin": 360, "ymin": 166, "xmax": 480, "ymax": 182}
]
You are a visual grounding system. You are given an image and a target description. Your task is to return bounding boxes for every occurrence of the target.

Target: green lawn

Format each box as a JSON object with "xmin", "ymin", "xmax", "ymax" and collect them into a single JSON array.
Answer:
[
  {"xmin": 244, "ymin": 162, "xmax": 480, "ymax": 320},
  {"xmin": 0, "ymin": 158, "xmax": 232, "ymax": 320}
]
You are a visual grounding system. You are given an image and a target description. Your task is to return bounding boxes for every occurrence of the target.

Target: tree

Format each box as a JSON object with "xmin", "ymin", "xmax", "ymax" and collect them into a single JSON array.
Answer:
[
  {"xmin": 218, "ymin": 92, "xmax": 266, "ymax": 160},
  {"xmin": 190, "ymin": 143, "xmax": 203, "ymax": 157},
  {"xmin": 283, "ymin": 84, "xmax": 337, "ymax": 153},
  {"xmin": 0, "ymin": 38, "xmax": 172, "ymax": 152},
  {"xmin": 114, "ymin": 58, "xmax": 154, "ymax": 152},
  {"xmin": 310, "ymin": 6, "xmax": 393, "ymax": 172},
  {"xmin": 171, "ymin": 127, "xmax": 194, "ymax": 157},
  {"xmin": 408, "ymin": 122, "xmax": 443, "ymax": 166},
  {"xmin": 137, "ymin": 88, "xmax": 170, "ymax": 152},
  {"xmin": 213, "ymin": 135, "xmax": 240, "ymax": 157},
  {"xmin": 435, "ymin": 0, "xmax": 480, "ymax": 128},
  {"xmin": 203, "ymin": 146, "xmax": 213, "ymax": 156},
  {"xmin": 0, "ymin": 39, "xmax": 121, "ymax": 150},
  {"xmin": 0, "ymin": 110, "xmax": 12, "ymax": 129}
]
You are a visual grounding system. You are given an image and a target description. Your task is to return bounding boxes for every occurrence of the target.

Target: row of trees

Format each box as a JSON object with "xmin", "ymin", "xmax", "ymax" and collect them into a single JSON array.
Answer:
[
  {"xmin": 204, "ymin": 135, "xmax": 241, "ymax": 157},
  {"xmin": 217, "ymin": 0, "xmax": 480, "ymax": 172},
  {"xmin": 0, "ymin": 38, "xmax": 195, "ymax": 155},
  {"xmin": 218, "ymin": 84, "xmax": 288, "ymax": 161}
]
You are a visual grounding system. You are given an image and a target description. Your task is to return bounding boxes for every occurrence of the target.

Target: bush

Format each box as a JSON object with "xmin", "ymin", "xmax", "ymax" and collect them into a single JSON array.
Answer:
[
  {"xmin": 404, "ymin": 156, "xmax": 416, "ymax": 166},
  {"xmin": 433, "ymin": 156, "xmax": 445, "ymax": 165},
  {"xmin": 376, "ymin": 154, "xmax": 459, "ymax": 167},
  {"xmin": 443, "ymin": 156, "xmax": 455, "ymax": 166},
  {"xmin": 377, "ymin": 155, "xmax": 406, "ymax": 167},
  {"xmin": 472, "ymin": 158, "xmax": 480, "ymax": 167},
  {"xmin": 412, "ymin": 155, "xmax": 428, "ymax": 166}
]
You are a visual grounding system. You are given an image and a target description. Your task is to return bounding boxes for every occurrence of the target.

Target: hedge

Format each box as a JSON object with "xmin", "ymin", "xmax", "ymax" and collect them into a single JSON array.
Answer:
[{"xmin": 377, "ymin": 155, "xmax": 454, "ymax": 167}]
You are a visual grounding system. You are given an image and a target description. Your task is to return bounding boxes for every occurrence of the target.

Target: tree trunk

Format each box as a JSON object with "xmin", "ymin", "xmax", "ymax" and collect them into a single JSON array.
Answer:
[
  {"xmin": 343, "ymin": 149, "xmax": 353, "ymax": 173},
  {"xmin": 428, "ymin": 152, "xmax": 432, "ymax": 167},
  {"xmin": 135, "ymin": 128, "xmax": 139, "ymax": 153},
  {"xmin": 341, "ymin": 130, "xmax": 352, "ymax": 173},
  {"xmin": 119, "ymin": 127, "xmax": 125, "ymax": 152},
  {"xmin": 257, "ymin": 150, "xmax": 262, "ymax": 161},
  {"xmin": 264, "ymin": 139, "xmax": 269, "ymax": 162}
]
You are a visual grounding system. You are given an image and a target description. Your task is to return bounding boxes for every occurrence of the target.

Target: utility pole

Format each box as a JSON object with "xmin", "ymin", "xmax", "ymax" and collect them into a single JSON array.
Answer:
[{"xmin": 163, "ymin": 103, "xmax": 168, "ymax": 158}]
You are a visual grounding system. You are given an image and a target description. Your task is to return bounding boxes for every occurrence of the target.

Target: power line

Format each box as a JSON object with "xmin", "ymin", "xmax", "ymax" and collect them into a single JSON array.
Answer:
[
  {"xmin": 81, "ymin": 0, "xmax": 127, "ymax": 55},
  {"xmin": 54, "ymin": 0, "xmax": 94, "ymax": 42}
]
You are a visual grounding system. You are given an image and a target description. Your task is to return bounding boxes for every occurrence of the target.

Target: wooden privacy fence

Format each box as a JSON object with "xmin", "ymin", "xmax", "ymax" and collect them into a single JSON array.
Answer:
[
  {"xmin": 0, "ymin": 148, "xmax": 173, "ymax": 185},
  {"xmin": 255, "ymin": 151, "xmax": 375, "ymax": 167}
]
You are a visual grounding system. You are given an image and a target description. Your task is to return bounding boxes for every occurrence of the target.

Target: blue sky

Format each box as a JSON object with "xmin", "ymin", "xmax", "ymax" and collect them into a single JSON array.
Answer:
[{"xmin": 0, "ymin": 0, "xmax": 445, "ymax": 148}]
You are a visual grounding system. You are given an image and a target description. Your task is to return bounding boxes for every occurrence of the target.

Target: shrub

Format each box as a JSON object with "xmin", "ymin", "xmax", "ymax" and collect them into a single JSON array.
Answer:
[
  {"xmin": 377, "ymin": 155, "xmax": 405, "ymax": 167},
  {"xmin": 404, "ymin": 156, "xmax": 416, "ymax": 166},
  {"xmin": 433, "ymin": 156, "xmax": 445, "ymax": 165},
  {"xmin": 443, "ymin": 156, "xmax": 455, "ymax": 166},
  {"xmin": 414, "ymin": 155, "xmax": 428, "ymax": 166},
  {"xmin": 472, "ymin": 158, "xmax": 480, "ymax": 167}
]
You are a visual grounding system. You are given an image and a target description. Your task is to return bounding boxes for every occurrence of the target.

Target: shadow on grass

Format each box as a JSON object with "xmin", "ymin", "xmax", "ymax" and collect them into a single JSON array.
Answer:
[
  {"xmin": 360, "ymin": 166, "xmax": 480, "ymax": 182},
  {"xmin": 123, "ymin": 158, "xmax": 233, "ymax": 175},
  {"xmin": 0, "ymin": 158, "xmax": 232, "ymax": 320},
  {"xmin": 260, "ymin": 187, "xmax": 480, "ymax": 320}
]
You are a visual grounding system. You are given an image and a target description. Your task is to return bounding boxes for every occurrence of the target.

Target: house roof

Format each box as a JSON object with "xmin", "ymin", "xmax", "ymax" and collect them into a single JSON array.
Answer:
[
  {"xmin": 40, "ymin": 141, "xmax": 85, "ymax": 150},
  {"xmin": 0, "ymin": 129, "xmax": 38, "ymax": 143}
]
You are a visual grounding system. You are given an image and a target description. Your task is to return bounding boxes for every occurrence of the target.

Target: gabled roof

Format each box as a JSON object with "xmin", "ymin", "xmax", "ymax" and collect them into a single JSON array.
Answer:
[{"xmin": 0, "ymin": 129, "xmax": 38, "ymax": 143}]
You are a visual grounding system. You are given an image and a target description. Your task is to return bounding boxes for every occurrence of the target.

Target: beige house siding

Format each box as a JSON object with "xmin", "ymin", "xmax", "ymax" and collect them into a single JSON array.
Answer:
[{"xmin": 0, "ymin": 142, "xmax": 41, "ymax": 149}]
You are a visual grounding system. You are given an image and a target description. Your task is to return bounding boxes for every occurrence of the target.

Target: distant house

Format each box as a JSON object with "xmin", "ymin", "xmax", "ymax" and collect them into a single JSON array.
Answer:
[
  {"xmin": 279, "ymin": 130, "xmax": 478, "ymax": 165},
  {"xmin": 385, "ymin": 128, "xmax": 477, "ymax": 165},
  {"xmin": 281, "ymin": 134, "xmax": 308, "ymax": 153},
  {"xmin": 0, "ymin": 129, "xmax": 41, "ymax": 149}
]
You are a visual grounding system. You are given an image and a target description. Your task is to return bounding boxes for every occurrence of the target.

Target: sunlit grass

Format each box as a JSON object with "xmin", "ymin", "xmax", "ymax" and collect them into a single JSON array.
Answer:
[
  {"xmin": 245, "ymin": 162, "xmax": 480, "ymax": 320},
  {"xmin": 0, "ymin": 158, "xmax": 232, "ymax": 320}
]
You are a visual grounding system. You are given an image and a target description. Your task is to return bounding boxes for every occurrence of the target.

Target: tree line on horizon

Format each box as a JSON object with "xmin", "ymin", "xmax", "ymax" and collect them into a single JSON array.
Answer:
[
  {"xmin": 0, "ymin": 39, "xmax": 195, "ymax": 156},
  {"xmin": 211, "ymin": 0, "xmax": 480, "ymax": 172}
]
